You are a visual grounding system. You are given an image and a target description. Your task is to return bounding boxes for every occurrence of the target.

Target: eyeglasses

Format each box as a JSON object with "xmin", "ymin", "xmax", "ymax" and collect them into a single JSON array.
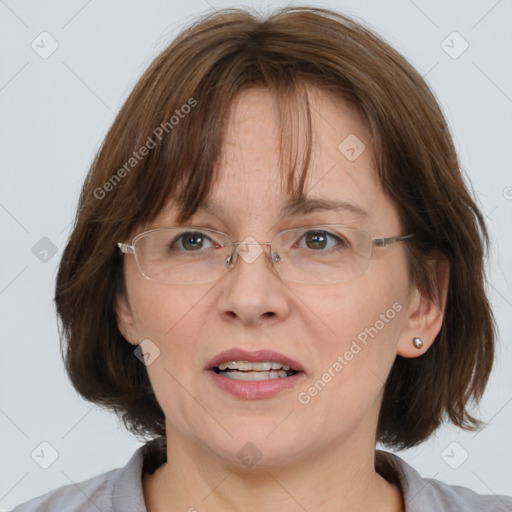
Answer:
[{"xmin": 117, "ymin": 225, "xmax": 414, "ymax": 285}]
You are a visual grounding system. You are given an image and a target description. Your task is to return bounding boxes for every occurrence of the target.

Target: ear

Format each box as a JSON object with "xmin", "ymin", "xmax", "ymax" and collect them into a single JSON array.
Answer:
[
  {"xmin": 115, "ymin": 292, "xmax": 138, "ymax": 346},
  {"xmin": 397, "ymin": 258, "xmax": 450, "ymax": 358}
]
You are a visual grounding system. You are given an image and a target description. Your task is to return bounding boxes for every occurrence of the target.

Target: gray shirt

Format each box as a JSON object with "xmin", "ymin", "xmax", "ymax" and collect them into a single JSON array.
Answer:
[{"xmin": 10, "ymin": 437, "xmax": 512, "ymax": 511}]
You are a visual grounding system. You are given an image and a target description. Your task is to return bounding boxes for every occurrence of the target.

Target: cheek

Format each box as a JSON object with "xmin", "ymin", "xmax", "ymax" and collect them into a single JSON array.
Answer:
[
  {"xmin": 124, "ymin": 256, "xmax": 209, "ymax": 343},
  {"xmin": 292, "ymin": 285, "xmax": 405, "ymax": 436},
  {"xmin": 311, "ymin": 280, "xmax": 404, "ymax": 343},
  {"xmin": 125, "ymin": 276, "xmax": 216, "ymax": 431},
  {"xmin": 301, "ymin": 266, "xmax": 408, "ymax": 382}
]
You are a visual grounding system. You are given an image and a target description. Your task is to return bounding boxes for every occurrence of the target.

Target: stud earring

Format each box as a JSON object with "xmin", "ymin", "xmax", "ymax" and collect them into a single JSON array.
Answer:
[{"xmin": 412, "ymin": 337, "xmax": 423, "ymax": 349}]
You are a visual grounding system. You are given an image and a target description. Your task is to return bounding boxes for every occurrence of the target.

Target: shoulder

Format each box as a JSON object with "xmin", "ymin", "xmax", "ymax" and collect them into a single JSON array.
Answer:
[
  {"xmin": 8, "ymin": 467, "xmax": 120, "ymax": 512},
  {"xmin": 9, "ymin": 437, "xmax": 166, "ymax": 512},
  {"xmin": 376, "ymin": 450, "xmax": 512, "ymax": 512}
]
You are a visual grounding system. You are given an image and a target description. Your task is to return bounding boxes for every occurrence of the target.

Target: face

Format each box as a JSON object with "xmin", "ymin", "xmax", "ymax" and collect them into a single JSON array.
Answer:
[{"xmin": 116, "ymin": 86, "xmax": 422, "ymax": 468}]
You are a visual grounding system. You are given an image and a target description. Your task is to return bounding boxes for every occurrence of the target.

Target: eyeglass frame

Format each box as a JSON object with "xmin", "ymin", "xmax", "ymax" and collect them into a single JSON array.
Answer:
[{"xmin": 117, "ymin": 225, "xmax": 415, "ymax": 285}]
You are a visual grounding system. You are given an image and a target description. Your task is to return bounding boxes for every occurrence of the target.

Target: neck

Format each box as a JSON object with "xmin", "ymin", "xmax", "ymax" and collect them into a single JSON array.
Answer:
[{"xmin": 143, "ymin": 429, "xmax": 403, "ymax": 512}]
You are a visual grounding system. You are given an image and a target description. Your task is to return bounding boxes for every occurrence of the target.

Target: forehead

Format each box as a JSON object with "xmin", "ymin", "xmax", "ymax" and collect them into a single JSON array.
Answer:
[
  {"xmin": 210, "ymin": 88, "xmax": 388, "ymax": 221},
  {"xmin": 219, "ymin": 87, "xmax": 378, "ymax": 193},
  {"xmin": 153, "ymin": 86, "xmax": 399, "ymax": 234}
]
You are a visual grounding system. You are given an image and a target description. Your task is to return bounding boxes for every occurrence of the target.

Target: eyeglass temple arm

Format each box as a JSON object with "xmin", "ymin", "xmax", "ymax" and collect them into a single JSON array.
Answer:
[{"xmin": 372, "ymin": 234, "xmax": 414, "ymax": 247}]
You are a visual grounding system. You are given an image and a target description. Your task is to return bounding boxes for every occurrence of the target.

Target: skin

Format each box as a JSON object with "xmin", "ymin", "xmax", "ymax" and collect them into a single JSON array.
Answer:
[{"xmin": 116, "ymin": 86, "xmax": 449, "ymax": 512}]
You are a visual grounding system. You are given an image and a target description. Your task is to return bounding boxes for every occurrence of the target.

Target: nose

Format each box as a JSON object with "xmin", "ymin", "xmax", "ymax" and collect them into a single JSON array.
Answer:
[{"xmin": 216, "ymin": 240, "xmax": 290, "ymax": 327}]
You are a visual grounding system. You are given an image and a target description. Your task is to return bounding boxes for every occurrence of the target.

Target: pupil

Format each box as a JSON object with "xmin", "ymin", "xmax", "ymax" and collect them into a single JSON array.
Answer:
[
  {"xmin": 306, "ymin": 232, "xmax": 327, "ymax": 250},
  {"xmin": 184, "ymin": 233, "xmax": 203, "ymax": 250}
]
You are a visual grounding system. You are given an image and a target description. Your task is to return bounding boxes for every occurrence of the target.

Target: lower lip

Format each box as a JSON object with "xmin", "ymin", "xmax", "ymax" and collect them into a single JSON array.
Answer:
[{"xmin": 207, "ymin": 370, "xmax": 307, "ymax": 400}]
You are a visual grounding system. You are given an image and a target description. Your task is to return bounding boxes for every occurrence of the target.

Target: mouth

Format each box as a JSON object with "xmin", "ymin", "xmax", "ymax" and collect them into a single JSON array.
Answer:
[
  {"xmin": 213, "ymin": 360, "xmax": 299, "ymax": 381},
  {"xmin": 206, "ymin": 348, "xmax": 306, "ymax": 399}
]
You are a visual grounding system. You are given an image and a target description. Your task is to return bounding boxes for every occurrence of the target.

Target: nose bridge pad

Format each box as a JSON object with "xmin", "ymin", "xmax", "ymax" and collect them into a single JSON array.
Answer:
[
  {"xmin": 269, "ymin": 249, "xmax": 280, "ymax": 269},
  {"xmin": 224, "ymin": 248, "xmax": 234, "ymax": 270},
  {"xmin": 224, "ymin": 242, "xmax": 277, "ymax": 272}
]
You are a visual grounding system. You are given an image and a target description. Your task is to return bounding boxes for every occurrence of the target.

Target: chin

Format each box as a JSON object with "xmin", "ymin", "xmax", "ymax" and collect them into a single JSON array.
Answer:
[{"xmin": 200, "ymin": 422, "xmax": 310, "ymax": 470}]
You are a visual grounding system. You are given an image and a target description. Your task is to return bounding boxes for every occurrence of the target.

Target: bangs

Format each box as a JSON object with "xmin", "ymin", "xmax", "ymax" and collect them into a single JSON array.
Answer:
[
  {"xmin": 96, "ymin": 53, "xmax": 324, "ymax": 241},
  {"xmin": 143, "ymin": 78, "xmax": 315, "ymax": 232}
]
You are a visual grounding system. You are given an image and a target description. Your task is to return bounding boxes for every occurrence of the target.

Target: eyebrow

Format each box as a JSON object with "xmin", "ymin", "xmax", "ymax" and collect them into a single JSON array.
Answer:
[{"xmin": 202, "ymin": 196, "xmax": 369, "ymax": 220}]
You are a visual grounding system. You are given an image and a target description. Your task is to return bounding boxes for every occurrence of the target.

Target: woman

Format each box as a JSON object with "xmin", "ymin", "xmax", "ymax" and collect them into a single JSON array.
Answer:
[{"xmin": 11, "ymin": 6, "xmax": 511, "ymax": 511}]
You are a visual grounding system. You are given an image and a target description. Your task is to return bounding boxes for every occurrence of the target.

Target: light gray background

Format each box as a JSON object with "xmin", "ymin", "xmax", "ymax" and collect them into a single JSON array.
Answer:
[{"xmin": 1, "ymin": 0, "xmax": 511, "ymax": 509}]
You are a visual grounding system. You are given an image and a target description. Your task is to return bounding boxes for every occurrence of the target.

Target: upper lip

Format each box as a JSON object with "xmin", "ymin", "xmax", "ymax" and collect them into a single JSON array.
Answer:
[{"xmin": 206, "ymin": 348, "xmax": 305, "ymax": 373}]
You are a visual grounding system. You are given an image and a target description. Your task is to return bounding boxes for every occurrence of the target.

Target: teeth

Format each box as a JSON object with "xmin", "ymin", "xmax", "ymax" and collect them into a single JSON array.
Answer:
[
  {"xmin": 221, "ymin": 370, "xmax": 289, "ymax": 381},
  {"xmin": 253, "ymin": 362, "xmax": 272, "ymax": 371},
  {"xmin": 217, "ymin": 361, "xmax": 292, "ymax": 371}
]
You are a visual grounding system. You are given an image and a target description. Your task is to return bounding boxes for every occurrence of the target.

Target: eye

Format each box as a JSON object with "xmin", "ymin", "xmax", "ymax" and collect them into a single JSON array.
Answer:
[
  {"xmin": 170, "ymin": 231, "xmax": 217, "ymax": 251},
  {"xmin": 298, "ymin": 230, "xmax": 350, "ymax": 251}
]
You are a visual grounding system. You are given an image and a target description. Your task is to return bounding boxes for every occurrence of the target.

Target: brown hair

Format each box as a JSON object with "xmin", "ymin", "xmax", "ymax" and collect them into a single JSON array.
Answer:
[{"xmin": 55, "ymin": 6, "xmax": 495, "ymax": 449}]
